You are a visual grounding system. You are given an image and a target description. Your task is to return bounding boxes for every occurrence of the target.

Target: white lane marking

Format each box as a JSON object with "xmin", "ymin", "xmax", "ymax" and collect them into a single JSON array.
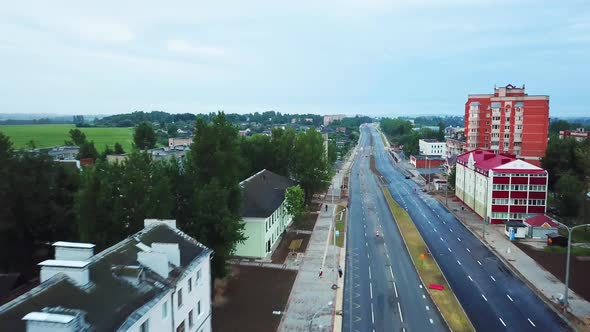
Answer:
[
  {"xmin": 477, "ymin": 260, "xmax": 482, "ymax": 265},
  {"xmin": 433, "ymin": 228, "xmax": 438, "ymax": 233},
  {"xmin": 422, "ymin": 294, "xmax": 426, "ymax": 299},
  {"xmin": 370, "ymin": 283, "xmax": 374, "ymax": 299},
  {"xmin": 366, "ymin": 242, "xmax": 368, "ymax": 247},
  {"xmin": 371, "ymin": 303, "xmax": 375, "ymax": 324},
  {"xmin": 367, "ymin": 253, "xmax": 370, "ymax": 259},
  {"xmin": 499, "ymin": 318, "xmax": 506, "ymax": 327},
  {"xmin": 440, "ymin": 237, "xmax": 444, "ymax": 241},
  {"xmin": 482, "ymin": 294, "xmax": 488, "ymax": 301},
  {"xmin": 389, "ymin": 266, "xmax": 394, "ymax": 279},
  {"xmin": 466, "ymin": 248, "xmax": 471, "ymax": 252},
  {"xmin": 490, "ymin": 275, "xmax": 496, "ymax": 281},
  {"xmin": 457, "ymin": 260, "xmax": 462, "ymax": 265},
  {"xmin": 369, "ymin": 266, "xmax": 372, "ymax": 279},
  {"xmin": 443, "ymin": 221, "xmax": 446, "ymax": 224},
  {"xmin": 449, "ymin": 228, "xmax": 453, "ymax": 232},
  {"xmin": 507, "ymin": 294, "xmax": 514, "ymax": 302},
  {"xmin": 419, "ymin": 284, "xmax": 423, "ymax": 289},
  {"xmin": 397, "ymin": 302, "xmax": 404, "ymax": 323},
  {"xmin": 457, "ymin": 237, "xmax": 461, "ymax": 242},
  {"xmin": 448, "ymin": 248, "xmax": 452, "ymax": 252},
  {"xmin": 394, "ymin": 282, "xmax": 399, "ymax": 297},
  {"xmin": 429, "ymin": 318, "xmax": 434, "ymax": 324},
  {"xmin": 528, "ymin": 318, "xmax": 536, "ymax": 327},
  {"xmin": 426, "ymin": 305, "xmax": 430, "ymax": 310},
  {"xmin": 468, "ymin": 275, "xmax": 473, "ymax": 281}
]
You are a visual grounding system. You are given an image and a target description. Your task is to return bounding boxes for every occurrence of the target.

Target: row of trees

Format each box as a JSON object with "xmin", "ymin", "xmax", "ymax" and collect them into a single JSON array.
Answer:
[
  {"xmin": 380, "ymin": 118, "xmax": 444, "ymax": 155},
  {"xmin": 0, "ymin": 112, "xmax": 332, "ymax": 279}
]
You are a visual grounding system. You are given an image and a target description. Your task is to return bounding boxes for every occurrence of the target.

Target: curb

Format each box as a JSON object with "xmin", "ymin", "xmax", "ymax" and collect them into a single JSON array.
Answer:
[
  {"xmin": 382, "ymin": 188, "xmax": 474, "ymax": 332},
  {"xmin": 433, "ymin": 195, "xmax": 579, "ymax": 331}
]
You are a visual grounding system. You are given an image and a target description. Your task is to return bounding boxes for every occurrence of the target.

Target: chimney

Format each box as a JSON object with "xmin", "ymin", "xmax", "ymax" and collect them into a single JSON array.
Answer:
[
  {"xmin": 144, "ymin": 219, "xmax": 177, "ymax": 229},
  {"xmin": 137, "ymin": 251, "xmax": 169, "ymax": 279},
  {"xmin": 39, "ymin": 260, "xmax": 90, "ymax": 287},
  {"xmin": 152, "ymin": 243, "xmax": 181, "ymax": 267},
  {"xmin": 53, "ymin": 242, "xmax": 95, "ymax": 261},
  {"xmin": 23, "ymin": 307, "xmax": 89, "ymax": 332}
]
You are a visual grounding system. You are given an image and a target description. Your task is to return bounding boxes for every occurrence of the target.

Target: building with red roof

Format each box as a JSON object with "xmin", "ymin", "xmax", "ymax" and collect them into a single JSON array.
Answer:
[
  {"xmin": 523, "ymin": 214, "xmax": 559, "ymax": 239},
  {"xmin": 455, "ymin": 149, "xmax": 548, "ymax": 224}
]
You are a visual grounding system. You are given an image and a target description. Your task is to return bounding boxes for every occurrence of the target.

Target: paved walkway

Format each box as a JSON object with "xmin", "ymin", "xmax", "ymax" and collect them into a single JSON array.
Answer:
[
  {"xmin": 279, "ymin": 147, "xmax": 357, "ymax": 332},
  {"xmin": 435, "ymin": 193, "xmax": 590, "ymax": 326}
]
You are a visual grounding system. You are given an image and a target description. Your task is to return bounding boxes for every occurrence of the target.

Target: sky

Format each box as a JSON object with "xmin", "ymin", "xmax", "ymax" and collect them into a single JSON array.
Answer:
[{"xmin": 1, "ymin": 0, "xmax": 589, "ymax": 117}]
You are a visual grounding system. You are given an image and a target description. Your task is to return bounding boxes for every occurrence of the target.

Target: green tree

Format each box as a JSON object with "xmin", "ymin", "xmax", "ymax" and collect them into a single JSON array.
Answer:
[
  {"xmin": 448, "ymin": 166, "xmax": 456, "ymax": 190},
  {"xmin": 290, "ymin": 128, "xmax": 331, "ymax": 203},
  {"xmin": 240, "ymin": 134, "xmax": 274, "ymax": 178},
  {"xmin": 167, "ymin": 124, "xmax": 179, "ymax": 137},
  {"xmin": 134, "ymin": 121, "xmax": 157, "ymax": 149},
  {"xmin": 66, "ymin": 129, "xmax": 87, "ymax": 146},
  {"xmin": 285, "ymin": 185, "xmax": 305, "ymax": 225},
  {"xmin": 271, "ymin": 127, "xmax": 296, "ymax": 176},
  {"xmin": 555, "ymin": 173, "xmax": 585, "ymax": 218},
  {"xmin": 78, "ymin": 141, "xmax": 99, "ymax": 160},
  {"xmin": 114, "ymin": 142, "xmax": 125, "ymax": 154},
  {"xmin": 187, "ymin": 112, "xmax": 245, "ymax": 277},
  {"xmin": 328, "ymin": 141, "xmax": 338, "ymax": 164}
]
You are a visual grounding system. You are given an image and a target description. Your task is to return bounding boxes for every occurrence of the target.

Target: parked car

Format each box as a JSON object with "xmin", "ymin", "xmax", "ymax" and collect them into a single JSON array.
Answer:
[{"xmin": 405, "ymin": 175, "xmax": 411, "ymax": 179}]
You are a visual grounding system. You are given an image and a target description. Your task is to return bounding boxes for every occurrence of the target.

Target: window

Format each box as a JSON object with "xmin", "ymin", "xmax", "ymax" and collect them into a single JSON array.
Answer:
[
  {"xmin": 197, "ymin": 300, "xmax": 202, "ymax": 316},
  {"xmin": 178, "ymin": 288, "xmax": 183, "ymax": 308},
  {"xmin": 196, "ymin": 269, "xmax": 202, "ymax": 284},
  {"xmin": 504, "ymin": 133, "xmax": 510, "ymax": 139},
  {"xmin": 162, "ymin": 301, "xmax": 168, "ymax": 319},
  {"xmin": 189, "ymin": 310, "xmax": 194, "ymax": 328},
  {"xmin": 504, "ymin": 125, "xmax": 510, "ymax": 130},
  {"xmin": 176, "ymin": 321, "xmax": 185, "ymax": 332},
  {"xmin": 188, "ymin": 277, "xmax": 192, "ymax": 292},
  {"xmin": 140, "ymin": 320, "xmax": 149, "ymax": 332}
]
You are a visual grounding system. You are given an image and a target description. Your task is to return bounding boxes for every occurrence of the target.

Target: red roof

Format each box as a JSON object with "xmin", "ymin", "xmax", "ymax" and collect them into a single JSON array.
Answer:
[
  {"xmin": 457, "ymin": 149, "xmax": 546, "ymax": 173},
  {"xmin": 524, "ymin": 214, "xmax": 558, "ymax": 228}
]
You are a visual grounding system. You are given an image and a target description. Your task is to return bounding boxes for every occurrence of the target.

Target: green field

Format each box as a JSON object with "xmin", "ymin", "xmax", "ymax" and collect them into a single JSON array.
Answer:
[{"xmin": 0, "ymin": 124, "xmax": 134, "ymax": 152}]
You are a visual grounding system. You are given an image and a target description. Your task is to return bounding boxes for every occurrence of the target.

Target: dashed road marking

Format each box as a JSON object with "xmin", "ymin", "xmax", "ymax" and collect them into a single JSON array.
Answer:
[
  {"xmin": 466, "ymin": 248, "xmax": 471, "ymax": 252},
  {"xmin": 499, "ymin": 318, "xmax": 506, "ymax": 327},
  {"xmin": 528, "ymin": 318, "xmax": 536, "ymax": 327},
  {"xmin": 394, "ymin": 282, "xmax": 398, "ymax": 297},
  {"xmin": 369, "ymin": 266, "xmax": 372, "ymax": 279},
  {"xmin": 397, "ymin": 302, "xmax": 404, "ymax": 323},
  {"xmin": 490, "ymin": 275, "xmax": 496, "ymax": 281},
  {"xmin": 457, "ymin": 237, "xmax": 461, "ymax": 242},
  {"xmin": 440, "ymin": 237, "xmax": 444, "ymax": 241},
  {"xmin": 371, "ymin": 303, "xmax": 375, "ymax": 324},
  {"xmin": 389, "ymin": 266, "xmax": 394, "ymax": 279},
  {"xmin": 430, "ymin": 318, "xmax": 434, "ymax": 324},
  {"xmin": 422, "ymin": 294, "xmax": 426, "ymax": 299},
  {"xmin": 426, "ymin": 305, "xmax": 430, "ymax": 310},
  {"xmin": 507, "ymin": 294, "xmax": 514, "ymax": 302},
  {"xmin": 477, "ymin": 260, "xmax": 482, "ymax": 265},
  {"xmin": 370, "ymin": 283, "xmax": 373, "ymax": 299},
  {"xmin": 457, "ymin": 260, "xmax": 462, "ymax": 265},
  {"xmin": 449, "ymin": 228, "xmax": 453, "ymax": 232},
  {"xmin": 468, "ymin": 275, "xmax": 473, "ymax": 281},
  {"xmin": 448, "ymin": 248, "xmax": 452, "ymax": 252},
  {"xmin": 482, "ymin": 294, "xmax": 488, "ymax": 301}
]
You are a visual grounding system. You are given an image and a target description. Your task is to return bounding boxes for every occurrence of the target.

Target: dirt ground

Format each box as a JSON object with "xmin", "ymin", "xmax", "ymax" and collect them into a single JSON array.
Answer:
[
  {"xmin": 296, "ymin": 211, "xmax": 319, "ymax": 231},
  {"xmin": 271, "ymin": 232, "xmax": 311, "ymax": 264},
  {"xmin": 515, "ymin": 243, "xmax": 590, "ymax": 301},
  {"xmin": 212, "ymin": 265, "xmax": 297, "ymax": 332}
]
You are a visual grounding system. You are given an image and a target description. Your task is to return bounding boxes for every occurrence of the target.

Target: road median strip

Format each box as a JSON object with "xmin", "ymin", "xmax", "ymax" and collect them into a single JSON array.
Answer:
[{"xmin": 382, "ymin": 188, "xmax": 475, "ymax": 332}]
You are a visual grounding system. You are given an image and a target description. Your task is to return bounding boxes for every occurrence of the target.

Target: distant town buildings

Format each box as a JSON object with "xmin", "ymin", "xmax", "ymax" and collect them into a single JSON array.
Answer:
[
  {"xmin": 323, "ymin": 114, "xmax": 345, "ymax": 126},
  {"xmin": 47, "ymin": 146, "xmax": 79, "ymax": 161},
  {"xmin": 235, "ymin": 170, "xmax": 297, "ymax": 258},
  {"xmin": 455, "ymin": 149, "xmax": 548, "ymax": 225},
  {"xmin": 465, "ymin": 84, "xmax": 549, "ymax": 166},
  {"xmin": 419, "ymin": 139, "xmax": 446, "ymax": 156},
  {"xmin": 409, "ymin": 155, "xmax": 445, "ymax": 169},
  {"xmin": 0, "ymin": 219, "xmax": 213, "ymax": 332},
  {"xmin": 559, "ymin": 128, "xmax": 589, "ymax": 141},
  {"xmin": 168, "ymin": 137, "xmax": 192, "ymax": 148}
]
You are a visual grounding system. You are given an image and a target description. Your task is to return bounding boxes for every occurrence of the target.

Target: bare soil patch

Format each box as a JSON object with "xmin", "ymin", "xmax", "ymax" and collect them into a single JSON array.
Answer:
[
  {"xmin": 515, "ymin": 242, "xmax": 590, "ymax": 301},
  {"xmin": 271, "ymin": 232, "xmax": 311, "ymax": 264},
  {"xmin": 295, "ymin": 211, "xmax": 319, "ymax": 231},
  {"xmin": 213, "ymin": 265, "xmax": 297, "ymax": 332}
]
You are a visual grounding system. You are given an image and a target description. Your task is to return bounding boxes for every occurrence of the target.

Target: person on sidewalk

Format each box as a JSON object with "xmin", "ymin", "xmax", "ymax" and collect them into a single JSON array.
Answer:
[
  {"xmin": 325, "ymin": 204, "xmax": 328, "ymax": 212},
  {"xmin": 319, "ymin": 268, "xmax": 323, "ymax": 279},
  {"xmin": 338, "ymin": 266, "xmax": 343, "ymax": 278}
]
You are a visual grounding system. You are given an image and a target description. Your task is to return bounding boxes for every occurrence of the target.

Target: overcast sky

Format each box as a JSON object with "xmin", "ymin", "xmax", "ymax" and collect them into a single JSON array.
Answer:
[{"xmin": 1, "ymin": 0, "xmax": 589, "ymax": 116}]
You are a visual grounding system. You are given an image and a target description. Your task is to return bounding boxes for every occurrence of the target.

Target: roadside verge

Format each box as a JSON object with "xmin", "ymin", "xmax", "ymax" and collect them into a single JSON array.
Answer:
[{"xmin": 383, "ymin": 188, "xmax": 475, "ymax": 332}]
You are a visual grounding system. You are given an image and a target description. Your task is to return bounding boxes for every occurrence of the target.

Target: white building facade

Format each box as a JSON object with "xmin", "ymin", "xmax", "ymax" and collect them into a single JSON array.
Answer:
[{"xmin": 419, "ymin": 139, "xmax": 447, "ymax": 156}]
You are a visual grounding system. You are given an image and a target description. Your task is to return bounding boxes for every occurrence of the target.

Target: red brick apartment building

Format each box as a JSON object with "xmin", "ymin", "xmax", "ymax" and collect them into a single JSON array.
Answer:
[
  {"xmin": 464, "ymin": 84, "xmax": 549, "ymax": 166},
  {"xmin": 455, "ymin": 149, "xmax": 548, "ymax": 224}
]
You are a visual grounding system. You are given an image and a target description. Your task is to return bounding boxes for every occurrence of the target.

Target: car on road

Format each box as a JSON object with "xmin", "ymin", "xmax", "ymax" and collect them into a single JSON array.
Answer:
[{"xmin": 405, "ymin": 175, "xmax": 411, "ymax": 179}]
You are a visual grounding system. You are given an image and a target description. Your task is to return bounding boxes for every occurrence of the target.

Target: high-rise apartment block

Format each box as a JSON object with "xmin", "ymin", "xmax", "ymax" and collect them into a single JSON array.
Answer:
[{"xmin": 465, "ymin": 84, "xmax": 549, "ymax": 166}]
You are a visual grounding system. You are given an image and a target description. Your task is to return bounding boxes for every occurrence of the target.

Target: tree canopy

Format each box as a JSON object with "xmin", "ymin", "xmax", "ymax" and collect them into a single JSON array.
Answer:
[{"xmin": 133, "ymin": 121, "xmax": 157, "ymax": 149}]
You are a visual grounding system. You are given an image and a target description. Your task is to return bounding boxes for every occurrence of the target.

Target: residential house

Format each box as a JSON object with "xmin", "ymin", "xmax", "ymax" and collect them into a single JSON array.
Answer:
[
  {"xmin": 0, "ymin": 219, "xmax": 213, "ymax": 332},
  {"xmin": 559, "ymin": 128, "xmax": 589, "ymax": 141},
  {"xmin": 524, "ymin": 214, "xmax": 559, "ymax": 239},
  {"xmin": 235, "ymin": 169, "xmax": 297, "ymax": 259},
  {"xmin": 47, "ymin": 146, "xmax": 80, "ymax": 161},
  {"xmin": 168, "ymin": 137, "xmax": 193, "ymax": 148}
]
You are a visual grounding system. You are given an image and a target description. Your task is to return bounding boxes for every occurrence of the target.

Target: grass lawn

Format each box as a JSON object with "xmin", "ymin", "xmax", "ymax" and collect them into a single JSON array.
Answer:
[
  {"xmin": 544, "ymin": 245, "xmax": 590, "ymax": 256},
  {"xmin": 332, "ymin": 205, "xmax": 346, "ymax": 247},
  {"xmin": 0, "ymin": 124, "xmax": 134, "ymax": 152},
  {"xmin": 383, "ymin": 188, "xmax": 475, "ymax": 332}
]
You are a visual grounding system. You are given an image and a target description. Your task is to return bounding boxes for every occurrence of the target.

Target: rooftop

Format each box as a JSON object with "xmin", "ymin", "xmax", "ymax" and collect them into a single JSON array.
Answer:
[
  {"xmin": 53, "ymin": 242, "xmax": 95, "ymax": 249},
  {"xmin": 240, "ymin": 169, "xmax": 297, "ymax": 218},
  {"xmin": 524, "ymin": 214, "xmax": 558, "ymax": 228},
  {"xmin": 457, "ymin": 149, "xmax": 545, "ymax": 173},
  {"xmin": 0, "ymin": 223, "xmax": 211, "ymax": 332},
  {"xmin": 22, "ymin": 312, "xmax": 75, "ymax": 324}
]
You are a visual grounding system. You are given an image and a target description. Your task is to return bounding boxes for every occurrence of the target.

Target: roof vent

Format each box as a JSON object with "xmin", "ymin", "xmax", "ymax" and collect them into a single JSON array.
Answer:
[
  {"xmin": 137, "ymin": 252, "xmax": 169, "ymax": 279},
  {"xmin": 22, "ymin": 307, "xmax": 89, "ymax": 332},
  {"xmin": 53, "ymin": 242, "xmax": 95, "ymax": 261}
]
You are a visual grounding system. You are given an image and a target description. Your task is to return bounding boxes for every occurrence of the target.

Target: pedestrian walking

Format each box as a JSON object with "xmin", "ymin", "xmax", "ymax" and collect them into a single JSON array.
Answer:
[
  {"xmin": 319, "ymin": 268, "xmax": 323, "ymax": 279},
  {"xmin": 325, "ymin": 204, "xmax": 328, "ymax": 212},
  {"xmin": 338, "ymin": 266, "xmax": 343, "ymax": 278}
]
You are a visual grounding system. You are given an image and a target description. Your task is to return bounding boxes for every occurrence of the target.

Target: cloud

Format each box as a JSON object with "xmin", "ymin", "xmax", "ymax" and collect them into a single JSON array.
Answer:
[
  {"xmin": 165, "ymin": 39, "xmax": 227, "ymax": 58},
  {"xmin": 65, "ymin": 18, "xmax": 136, "ymax": 44}
]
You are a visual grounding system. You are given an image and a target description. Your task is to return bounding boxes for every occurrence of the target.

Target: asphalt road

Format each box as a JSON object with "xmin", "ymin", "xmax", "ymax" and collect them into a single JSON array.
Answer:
[
  {"xmin": 367, "ymin": 124, "xmax": 570, "ymax": 332},
  {"xmin": 342, "ymin": 127, "xmax": 446, "ymax": 332}
]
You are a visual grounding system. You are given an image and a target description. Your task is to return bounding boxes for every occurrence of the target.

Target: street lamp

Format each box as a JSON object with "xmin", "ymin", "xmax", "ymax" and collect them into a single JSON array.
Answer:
[
  {"xmin": 553, "ymin": 220, "xmax": 590, "ymax": 311},
  {"xmin": 308, "ymin": 301, "xmax": 334, "ymax": 331}
]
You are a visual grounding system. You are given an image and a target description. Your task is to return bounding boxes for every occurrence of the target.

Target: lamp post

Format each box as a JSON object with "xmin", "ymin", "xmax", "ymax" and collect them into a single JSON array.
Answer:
[
  {"xmin": 553, "ymin": 220, "xmax": 590, "ymax": 311},
  {"xmin": 308, "ymin": 301, "xmax": 334, "ymax": 331}
]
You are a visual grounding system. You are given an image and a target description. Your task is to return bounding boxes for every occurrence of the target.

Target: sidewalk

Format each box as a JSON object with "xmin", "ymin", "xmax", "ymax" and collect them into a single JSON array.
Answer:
[
  {"xmin": 279, "ymin": 148, "xmax": 356, "ymax": 332},
  {"xmin": 435, "ymin": 193, "xmax": 590, "ymax": 327}
]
